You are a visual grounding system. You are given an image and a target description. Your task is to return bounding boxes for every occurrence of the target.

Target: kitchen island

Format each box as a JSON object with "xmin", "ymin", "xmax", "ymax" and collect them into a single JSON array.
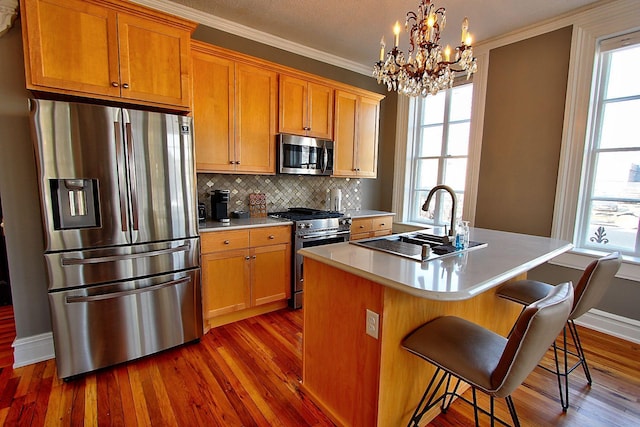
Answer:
[{"xmin": 299, "ymin": 227, "xmax": 572, "ymax": 427}]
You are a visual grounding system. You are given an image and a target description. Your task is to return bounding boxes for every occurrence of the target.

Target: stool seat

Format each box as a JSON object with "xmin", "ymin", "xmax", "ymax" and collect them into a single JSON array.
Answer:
[
  {"xmin": 496, "ymin": 279, "xmax": 553, "ymax": 306},
  {"xmin": 403, "ymin": 316, "xmax": 506, "ymax": 393}
]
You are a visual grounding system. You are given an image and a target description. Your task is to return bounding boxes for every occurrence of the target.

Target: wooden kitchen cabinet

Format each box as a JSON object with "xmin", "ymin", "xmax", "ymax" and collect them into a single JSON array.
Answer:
[
  {"xmin": 333, "ymin": 90, "xmax": 384, "ymax": 178},
  {"xmin": 279, "ymin": 75, "xmax": 333, "ymax": 139},
  {"xmin": 201, "ymin": 225, "xmax": 291, "ymax": 330},
  {"xmin": 191, "ymin": 42, "xmax": 278, "ymax": 174},
  {"xmin": 350, "ymin": 215, "xmax": 393, "ymax": 240},
  {"xmin": 20, "ymin": 0, "xmax": 195, "ymax": 110}
]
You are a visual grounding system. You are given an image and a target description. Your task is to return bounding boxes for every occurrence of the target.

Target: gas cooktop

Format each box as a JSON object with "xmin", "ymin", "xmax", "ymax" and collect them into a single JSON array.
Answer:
[{"xmin": 270, "ymin": 207, "xmax": 344, "ymax": 221}]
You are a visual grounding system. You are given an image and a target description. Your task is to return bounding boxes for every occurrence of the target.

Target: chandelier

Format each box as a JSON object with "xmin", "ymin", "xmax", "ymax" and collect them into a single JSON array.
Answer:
[{"xmin": 373, "ymin": 0, "xmax": 477, "ymax": 97}]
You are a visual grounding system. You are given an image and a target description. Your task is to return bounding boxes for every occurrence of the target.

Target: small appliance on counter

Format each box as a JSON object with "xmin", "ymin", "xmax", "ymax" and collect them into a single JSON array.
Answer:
[
  {"xmin": 212, "ymin": 189, "xmax": 230, "ymax": 222},
  {"xmin": 198, "ymin": 203, "xmax": 207, "ymax": 222},
  {"xmin": 328, "ymin": 188, "xmax": 342, "ymax": 212}
]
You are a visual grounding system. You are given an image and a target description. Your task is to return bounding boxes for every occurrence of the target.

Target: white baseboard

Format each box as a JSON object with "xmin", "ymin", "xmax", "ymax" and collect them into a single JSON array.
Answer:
[
  {"xmin": 575, "ymin": 309, "xmax": 640, "ymax": 344},
  {"xmin": 12, "ymin": 332, "xmax": 55, "ymax": 369}
]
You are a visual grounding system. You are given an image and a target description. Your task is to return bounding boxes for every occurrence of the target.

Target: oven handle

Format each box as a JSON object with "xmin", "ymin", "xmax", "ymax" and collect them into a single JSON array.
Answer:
[
  {"xmin": 300, "ymin": 230, "xmax": 350, "ymax": 240},
  {"xmin": 65, "ymin": 277, "xmax": 191, "ymax": 303}
]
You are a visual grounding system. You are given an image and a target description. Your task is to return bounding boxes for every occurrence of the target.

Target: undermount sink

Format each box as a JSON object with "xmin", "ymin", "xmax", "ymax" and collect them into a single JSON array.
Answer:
[{"xmin": 350, "ymin": 229, "xmax": 487, "ymax": 262}]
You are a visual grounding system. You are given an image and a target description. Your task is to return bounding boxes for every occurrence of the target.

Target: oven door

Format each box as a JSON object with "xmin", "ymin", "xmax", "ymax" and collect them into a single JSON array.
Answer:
[{"xmin": 292, "ymin": 230, "xmax": 350, "ymax": 309}]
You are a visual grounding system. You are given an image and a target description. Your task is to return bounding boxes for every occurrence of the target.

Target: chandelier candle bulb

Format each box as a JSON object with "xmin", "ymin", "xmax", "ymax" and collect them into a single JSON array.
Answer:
[
  {"xmin": 380, "ymin": 37, "xmax": 385, "ymax": 61},
  {"xmin": 393, "ymin": 21, "xmax": 401, "ymax": 47},
  {"xmin": 444, "ymin": 45, "xmax": 451, "ymax": 62},
  {"xmin": 461, "ymin": 17, "xmax": 468, "ymax": 43},
  {"xmin": 465, "ymin": 34, "xmax": 472, "ymax": 46}
]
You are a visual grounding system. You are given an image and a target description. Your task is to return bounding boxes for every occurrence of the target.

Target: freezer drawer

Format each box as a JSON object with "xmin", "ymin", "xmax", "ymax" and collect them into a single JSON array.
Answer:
[
  {"xmin": 49, "ymin": 269, "xmax": 202, "ymax": 379},
  {"xmin": 45, "ymin": 237, "xmax": 200, "ymax": 291}
]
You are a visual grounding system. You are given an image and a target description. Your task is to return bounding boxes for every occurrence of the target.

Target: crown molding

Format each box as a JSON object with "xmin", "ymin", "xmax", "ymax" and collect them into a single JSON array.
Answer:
[
  {"xmin": 0, "ymin": 0, "xmax": 18, "ymax": 38},
  {"xmin": 130, "ymin": 0, "xmax": 372, "ymax": 76}
]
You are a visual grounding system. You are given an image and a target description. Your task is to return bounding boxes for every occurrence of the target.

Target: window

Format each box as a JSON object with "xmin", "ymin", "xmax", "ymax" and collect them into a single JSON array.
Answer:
[
  {"xmin": 405, "ymin": 83, "xmax": 473, "ymax": 227},
  {"xmin": 575, "ymin": 32, "xmax": 640, "ymax": 257}
]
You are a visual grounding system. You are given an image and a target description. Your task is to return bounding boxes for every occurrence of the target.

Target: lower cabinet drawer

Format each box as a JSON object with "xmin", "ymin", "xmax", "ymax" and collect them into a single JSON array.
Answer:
[{"xmin": 201, "ymin": 230, "xmax": 250, "ymax": 252}]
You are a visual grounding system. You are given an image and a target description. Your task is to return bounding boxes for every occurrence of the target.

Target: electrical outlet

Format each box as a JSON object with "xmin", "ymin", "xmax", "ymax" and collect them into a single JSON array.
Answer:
[{"xmin": 366, "ymin": 309, "xmax": 379, "ymax": 339}]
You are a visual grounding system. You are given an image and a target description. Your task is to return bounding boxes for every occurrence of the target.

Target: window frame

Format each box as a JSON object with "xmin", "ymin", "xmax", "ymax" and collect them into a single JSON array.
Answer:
[{"xmin": 550, "ymin": 4, "xmax": 640, "ymax": 280}]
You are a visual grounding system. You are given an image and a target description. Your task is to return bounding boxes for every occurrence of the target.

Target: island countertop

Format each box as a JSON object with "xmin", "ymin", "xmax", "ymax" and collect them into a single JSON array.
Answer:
[{"xmin": 298, "ymin": 227, "xmax": 572, "ymax": 301}]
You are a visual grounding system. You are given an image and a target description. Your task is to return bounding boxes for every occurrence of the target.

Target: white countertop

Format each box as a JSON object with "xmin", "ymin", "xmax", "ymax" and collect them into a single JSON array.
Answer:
[
  {"xmin": 299, "ymin": 227, "xmax": 572, "ymax": 301},
  {"xmin": 199, "ymin": 217, "xmax": 292, "ymax": 232},
  {"xmin": 343, "ymin": 209, "xmax": 395, "ymax": 218}
]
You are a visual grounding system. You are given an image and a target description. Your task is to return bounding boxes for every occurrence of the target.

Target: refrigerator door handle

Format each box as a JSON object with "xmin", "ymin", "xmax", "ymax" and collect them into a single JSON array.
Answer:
[
  {"xmin": 61, "ymin": 242, "xmax": 191, "ymax": 265},
  {"xmin": 114, "ymin": 121, "xmax": 128, "ymax": 232},
  {"xmin": 124, "ymin": 122, "xmax": 139, "ymax": 231},
  {"xmin": 64, "ymin": 277, "xmax": 191, "ymax": 303}
]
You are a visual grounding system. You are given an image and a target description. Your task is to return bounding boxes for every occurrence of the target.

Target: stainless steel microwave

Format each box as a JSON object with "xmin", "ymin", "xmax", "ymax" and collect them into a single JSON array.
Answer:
[{"xmin": 277, "ymin": 134, "xmax": 334, "ymax": 176}]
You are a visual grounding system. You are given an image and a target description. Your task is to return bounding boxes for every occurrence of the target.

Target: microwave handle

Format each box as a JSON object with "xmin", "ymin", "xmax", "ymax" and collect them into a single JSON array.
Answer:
[{"xmin": 321, "ymin": 144, "xmax": 328, "ymax": 174}]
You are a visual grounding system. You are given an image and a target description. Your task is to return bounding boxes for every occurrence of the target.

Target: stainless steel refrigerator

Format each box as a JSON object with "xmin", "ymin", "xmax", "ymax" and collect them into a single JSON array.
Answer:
[{"xmin": 29, "ymin": 99, "xmax": 202, "ymax": 379}]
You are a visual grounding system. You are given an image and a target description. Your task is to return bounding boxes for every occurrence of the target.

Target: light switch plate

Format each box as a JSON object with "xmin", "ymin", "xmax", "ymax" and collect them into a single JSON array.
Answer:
[{"xmin": 366, "ymin": 309, "xmax": 379, "ymax": 339}]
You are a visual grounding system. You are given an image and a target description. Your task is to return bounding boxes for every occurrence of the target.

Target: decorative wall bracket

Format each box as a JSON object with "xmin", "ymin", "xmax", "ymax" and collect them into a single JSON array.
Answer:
[{"xmin": 0, "ymin": 0, "xmax": 19, "ymax": 38}]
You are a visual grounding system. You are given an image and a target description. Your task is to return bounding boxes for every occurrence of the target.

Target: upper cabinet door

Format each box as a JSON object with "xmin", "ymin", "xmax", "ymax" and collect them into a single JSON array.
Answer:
[
  {"xmin": 117, "ymin": 13, "xmax": 191, "ymax": 108},
  {"xmin": 278, "ymin": 75, "xmax": 333, "ymax": 139},
  {"xmin": 22, "ymin": 0, "xmax": 121, "ymax": 98},
  {"xmin": 192, "ymin": 51, "xmax": 235, "ymax": 172},
  {"xmin": 333, "ymin": 90, "xmax": 358, "ymax": 177},
  {"xmin": 307, "ymin": 82, "xmax": 333, "ymax": 139},
  {"xmin": 235, "ymin": 63, "xmax": 277, "ymax": 174},
  {"xmin": 279, "ymin": 75, "xmax": 308, "ymax": 136},
  {"xmin": 355, "ymin": 96, "xmax": 380, "ymax": 178}
]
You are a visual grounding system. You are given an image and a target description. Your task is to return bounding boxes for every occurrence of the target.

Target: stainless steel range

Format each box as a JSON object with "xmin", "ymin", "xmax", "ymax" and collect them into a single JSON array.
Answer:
[{"xmin": 270, "ymin": 208, "xmax": 351, "ymax": 308}]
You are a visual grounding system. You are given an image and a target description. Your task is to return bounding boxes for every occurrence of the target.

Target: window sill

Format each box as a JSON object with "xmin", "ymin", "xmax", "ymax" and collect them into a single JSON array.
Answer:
[{"xmin": 549, "ymin": 249, "xmax": 640, "ymax": 282}]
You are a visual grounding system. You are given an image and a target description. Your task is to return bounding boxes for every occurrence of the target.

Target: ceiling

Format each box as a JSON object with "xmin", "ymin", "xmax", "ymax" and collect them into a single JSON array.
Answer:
[{"xmin": 160, "ymin": 0, "xmax": 603, "ymax": 74}]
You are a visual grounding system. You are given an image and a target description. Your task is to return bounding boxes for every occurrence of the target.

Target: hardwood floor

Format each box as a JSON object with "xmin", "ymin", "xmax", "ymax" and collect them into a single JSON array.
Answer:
[
  {"xmin": 0, "ymin": 305, "xmax": 15, "ymax": 369},
  {"xmin": 0, "ymin": 307, "xmax": 638, "ymax": 426}
]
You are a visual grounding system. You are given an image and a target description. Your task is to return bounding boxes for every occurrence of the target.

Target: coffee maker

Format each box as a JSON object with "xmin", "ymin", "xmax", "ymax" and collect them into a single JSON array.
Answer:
[{"xmin": 212, "ymin": 190, "xmax": 230, "ymax": 222}]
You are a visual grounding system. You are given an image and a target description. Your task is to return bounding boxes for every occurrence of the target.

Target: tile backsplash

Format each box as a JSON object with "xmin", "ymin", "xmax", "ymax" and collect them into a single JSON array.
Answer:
[{"xmin": 197, "ymin": 173, "xmax": 362, "ymax": 216}]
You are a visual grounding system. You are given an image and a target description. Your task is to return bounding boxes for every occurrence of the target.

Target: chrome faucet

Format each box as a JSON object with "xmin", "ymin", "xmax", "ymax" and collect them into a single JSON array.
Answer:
[{"xmin": 422, "ymin": 185, "xmax": 458, "ymax": 239}]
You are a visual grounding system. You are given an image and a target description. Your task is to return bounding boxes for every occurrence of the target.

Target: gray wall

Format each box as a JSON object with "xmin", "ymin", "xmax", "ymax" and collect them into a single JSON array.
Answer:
[{"xmin": 0, "ymin": 19, "xmax": 51, "ymax": 338}]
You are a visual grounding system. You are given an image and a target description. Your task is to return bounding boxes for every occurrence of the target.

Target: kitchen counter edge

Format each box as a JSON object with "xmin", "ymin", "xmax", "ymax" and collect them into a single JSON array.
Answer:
[{"xmin": 199, "ymin": 217, "xmax": 293, "ymax": 232}]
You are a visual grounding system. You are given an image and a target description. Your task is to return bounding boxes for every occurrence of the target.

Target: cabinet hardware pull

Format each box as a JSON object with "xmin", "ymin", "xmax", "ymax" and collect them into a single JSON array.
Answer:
[
  {"xmin": 122, "ymin": 83, "xmax": 129, "ymax": 89},
  {"xmin": 252, "ymin": 255, "xmax": 257, "ymax": 259},
  {"xmin": 245, "ymin": 256, "xmax": 250, "ymax": 260},
  {"xmin": 380, "ymin": 223, "xmax": 385, "ymax": 226},
  {"xmin": 111, "ymin": 82, "xmax": 119, "ymax": 87},
  {"xmin": 359, "ymin": 225, "xmax": 365, "ymax": 228},
  {"xmin": 224, "ymin": 240, "xmax": 230, "ymax": 244},
  {"xmin": 269, "ymin": 235, "xmax": 275, "ymax": 239}
]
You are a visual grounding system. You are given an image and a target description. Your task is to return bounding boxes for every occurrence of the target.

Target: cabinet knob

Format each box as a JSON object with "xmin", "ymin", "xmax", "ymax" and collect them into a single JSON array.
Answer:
[
  {"xmin": 245, "ymin": 256, "xmax": 250, "ymax": 260},
  {"xmin": 236, "ymin": 161, "xmax": 241, "ymax": 164},
  {"xmin": 359, "ymin": 225, "xmax": 365, "ymax": 229},
  {"xmin": 224, "ymin": 240, "xmax": 230, "ymax": 245},
  {"xmin": 252, "ymin": 255, "xmax": 257, "ymax": 259},
  {"xmin": 268, "ymin": 235, "xmax": 275, "ymax": 239},
  {"xmin": 122, "ymin": 83, "xmax": 129, "ymax": 89},
  {"xmin": 380, "ymin": 223, "xmax": 385, "ymax": 226},
  {"xmin": 111, "ymin": 82, "xmax": 119, "ymax": 87}
]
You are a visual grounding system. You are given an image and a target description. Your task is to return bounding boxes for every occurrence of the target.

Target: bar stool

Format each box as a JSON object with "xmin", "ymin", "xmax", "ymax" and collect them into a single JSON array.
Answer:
[
  {"xmin": 402, "ymin": 282, "xmax": 573, "ymax": 427},
  {"xmin": 496, "ymin": 252, "xmax": 621, "ymax": 411}
]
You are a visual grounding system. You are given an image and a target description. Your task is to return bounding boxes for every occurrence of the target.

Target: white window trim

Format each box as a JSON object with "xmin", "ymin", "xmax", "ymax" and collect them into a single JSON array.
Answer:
[
  {"xmin": 391, "ymin": 51, "xmax": 488, "ymax": 230},
  {"xmin": 551, "ymin": 1, "xmax": 640, "ymax": 281}
]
